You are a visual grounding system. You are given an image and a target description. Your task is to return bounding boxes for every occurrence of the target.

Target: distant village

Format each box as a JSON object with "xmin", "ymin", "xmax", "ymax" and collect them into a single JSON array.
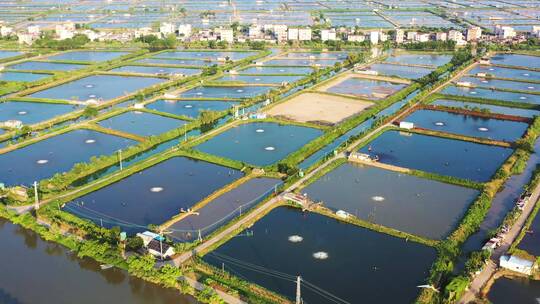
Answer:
[{"xmin": 0, "ymin": 18, "xmax": 536, "ymax": 47}]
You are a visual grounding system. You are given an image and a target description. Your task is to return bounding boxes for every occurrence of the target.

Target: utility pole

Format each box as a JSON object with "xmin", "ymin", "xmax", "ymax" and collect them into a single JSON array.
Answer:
[
  {"xmin": 118, "ymin": 149, "xmax": 123, "ymax": 171},
  {"xmin": 198, "ymin": 229, "xmax": 202, "ymax": 242},
  {"xmin": 296, "ymin": 276, "xmax": 302, "ymax": 304},
  {"xmin": 159, "ymin": 231, "xmax": 164, "ymax": 260},
  {"xmin": 33, "ymin": 181, "xmax": 39, "ymax": 210},
  {"xmin": 184, "ymin": 124, "xmax": 187, "ymax": 142}
]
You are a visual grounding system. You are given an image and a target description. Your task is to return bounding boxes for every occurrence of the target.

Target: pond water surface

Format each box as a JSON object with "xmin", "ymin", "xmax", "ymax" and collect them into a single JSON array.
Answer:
[
  {"xmin": 0, "ymin": 71, "xmax": 50, "ymax": 82},
  {"xmin": 98, "ymin": 111, "xmax": 185, "ymax": 137},
  {"xmin": 0, "ymin": 101, "xmax": 76, "ymax": 125},
  {"xmin": 180, "ymin": 85, "xmax": 274, "ymax": 99},
  {"xmin": 432, "ymin": 99, "xmax": 540, "ymax": 118},
  {"xmin": 441, "ymin": 85, "xmax": 540, "ymax": 105},
  {"xmin": 204, "ymin": 206, "xmax": 436, "ymax": 304},
  {"xmin": 488, "ymin": 276, "xmax": 540, "ymax": 304},
  {"xmin": 46, "ymin": 51, "xmax": 129, "ymax": 62},
  {"xmin": 326, "ymin": 77, "xmax": 407, "ymax": 100},
  {"xmin": 303, "ymin": 163, "xmax": 479, "ymax": 239},
  {"xmin": 146, "ymin": 99, "xmax": 237, "ymax": 118},
  {"xmin": 8, "ymin": 61, "xmax": 88, "ymax": 71}
]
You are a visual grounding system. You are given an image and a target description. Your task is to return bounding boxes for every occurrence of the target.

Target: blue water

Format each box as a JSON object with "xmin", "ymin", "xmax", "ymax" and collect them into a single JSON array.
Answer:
[
  {"xmin": 304, "ymin": 164, "xmax": 479, "ymax": 239},
  {"xmin": 404, "ymin": 109, "xmax": 529, "ymax": 142},
  {"xmin": 65, "ymin": 156, "xmax": 243, "ymax": 234},
  {"xmin": 385, "ymin": 53, "xmax": 452, "ymax": 67},
  {"xmin": 196, "ymin": 122, "xmax": 323, "ymax": 166},
  {"xmin": 146, "ymin": 99, "xmax": 237, "ymax": 118},
  {"xmin": 468, "ymin": 65, "xmax": 540, "ymax": 82},
  {"xmin": 110, "ymin": 65, "xmax": 201, "ymax": 76},
  {"xmin": 98, "ymin": 111, "xmax": 186, "ymax": 137},
  {"xmin": 30, "ymin": 75, "xmax": 165, "ymax": 101},
  {"xmin": 155, "ymin": 51, "xmax": 257, "ymax": 61},
  {"xmin": 135, "ymin": 58, "xmax": 220, "ymax": 67},
  {"xmin": 169, "ymin": 177, "xmax": 282, "ymax": 241},
  {"xmin": 46, "ymin": 51, "xmax": 129, "ymax": 62},
  {"xmin": 264, "ymin": 58, "xmax": 340, "ymax": 66},
  {"xmin": 0, "ymin": 101, "xmax": 77, "ymax": 125},
  {"xmin": 0, "ymin": 71, "xmax": 50, "ymax": 82},
  {"xmin": 180, "ymin": 85, "xmax": 274, "ymax": 99},
  {"xmin": 442, "ymin": 85, "xmax": 540, "ymax": 105},
  {"xmin": 490, "ymin": 54, "xmax": 540, "ymax": 69},
  {"xmin": 0, "ymin": 50, "xmax": 22, "ymax": 60},
  {"xmin": 239, "ymin": 66, "xmax": 313, "ymax": 75},
  {"xmin": 0, "ymin": 129, "xmax": 135, "ymax": 186},
  {"xmin": 204, "ymin": 206, "xmax": 436, "ymax": 304},
  {"xmin": 326, "ymin": 77, "xmax": 407, "ymax": 100},
  {"xmin": 458, "ymin": 76, "xmax": 540, "ymax": 92},
  {"xmin": 8, "ymin": 61, "xmax": 88, "ymax": 71},
  {"xmin": 368, "ymin": 63, "xmax": 434, "ymax": 79},
  {"xmin": 359, "ymin": 130, "xmax": 513, "ymax": 182},
  {"xmin": 432, "ymin": 99, "xmax": 540, "ymax": 118},
  {"xmin": 216, "ymin": 74, "xmax": 303, "ymax": 84}
]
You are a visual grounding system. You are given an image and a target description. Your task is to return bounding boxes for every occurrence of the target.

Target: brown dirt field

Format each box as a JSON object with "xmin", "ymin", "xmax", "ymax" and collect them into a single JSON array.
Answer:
[{"xmin": 265, "ymin": 92, "xmax": 373, "ymax": 125}]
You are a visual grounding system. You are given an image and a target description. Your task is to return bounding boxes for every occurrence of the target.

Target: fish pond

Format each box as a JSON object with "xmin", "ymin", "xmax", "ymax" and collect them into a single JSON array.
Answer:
[
  {"xmin": 155, "ymin": 51, "xmax": 257, "ymax": 61},
  {"xmin": 264, "ymin": 58, "xmax": 341, "ymax": 66},
  {"xmin": 0, "ymin": 50, "xmax": 23, "ymax": 60},
  {"xmin": 0, "ymin": 129, "xmax": 134, "ymax": 186},
  {"xmin": 196, "ymin": 122, "xmax": 323, "ymax": 166},
  {"xmin": 488, "ymin": 276, "xmax": 540, "ymax": 304},
  {"xmin": 8, "ymin": 61, "xmax": 88, "ymax": 71},
  {"xmin": 46, "ymin": 51, "xmax": 129, "ymax": 62},
  {"xmin": 458, "ymin": 76, "xmax": 540, "ymax": 92},
  {"xmin": 65, "ymin": 156, "xmax": 242, "ymax": 234},
  {"xmin": 238, "ymin": 66, "xmax": 313, "ymax": 75},
  {"xmin": 29, "ymin": 75, "xmax": 165, "ymax": 101},
  {"xmin": 216, "ymin": 74, "xmax": 303, "ymax": 84},
  {"xmin": 169, "ymin": 177, "xmax": 282, "ymax": 241},
  {"xmin": 517, "ymin": 208, "xmax": 540, "ymax": 255},
  {"xmin": 368, "ymin": 63, "xmax": 434, "ymax": 79},
  {"xmin": 432, "ymin": 99, "xmax": 540, "ymax": 118},
  {"xmin": 135, "ymin": 58, "xmax": 220, "ymax": 67},
  {"xmin": 468, "ymin": 65, "xmax": 540, "ymax": 82},
  {"xmin": 0, "ymin": 101, "xmax": 77, "ymax": 125},
  {"xmin": 204, "ymin": 206, "xmax": 436, "ymax": 304},
  {"xmin": 441, "ymin": 85, "xmax": 540, "ymax": 105},
  {"xmin": 384, "ymin": 53, "xmax": 452, "ymax": 67},
  {"xmin": 359, "ymin": 130, "xmax": 513, "ymax": 182},
  {"xmin": 180, "ymin": 85, "xmax": 274, "ymax": 99},
  {"xmin": 490, "ymin": 54, "xmax": 540, "ymax": 69},
  {"xmin": 303, "ymin": 164, "xmax": 479, "ymax": 239},
  {"xmin": 97, "ymin": 111, "xmax": 185, "ymax": 137},
  {"xmin": 146, "ymin": 99, "xmax": 237, "ymax": 119},
  {"xmin": 326, "ymin": 77, "xmax": 407, "ymax": 100},
  {"xmin": 403, "ymin": 109, "xmax": 529, "ymax": 142},
  {"xmin": 0, "ymin": 71, "xmax": 50, "ymax": 82},
  {"xmin": 110, "ymin": 65, "xmax": 201, "ymax": 76},
  {"xmin": 0, "ymin": 218, "xmax": 196, "ymax": 304}
]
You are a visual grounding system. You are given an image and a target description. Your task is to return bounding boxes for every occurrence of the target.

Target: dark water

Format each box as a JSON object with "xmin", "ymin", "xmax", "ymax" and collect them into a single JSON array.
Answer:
[
  {"xmin": 0, "ymin": 101, "xmax": 77, "ymax": 125},
  {"xmin": 170, "ymin": 177, "xmax": 282, "ymax": 241},
  {"xmin": 304, "ymin": 163, "xmax": 479, "ymax": 239},
  {"xmin": 97, "ymin": 111, "xmax": 186, "ymax": 137},
  {"xmin": 432, "ymin": 99, "xmax": 540, "ymax": 118},
  {"xmin": 204, "ymin": 206, "xmax": 436, "ymax": 304},
  {"xmin": 0, "ymin": 129, "xmax": 135, "ymax": 186},
  {"xmin": 65, "ymin": 156, "xmax": 243, "ymax": 234},
  {"xmin": 491, "ymin": 54, "xmax": 540, "ymax": 69},
  {"xmin": 0, "ymin": 218, "xmax": 196, "ymax": 304},
  {"xmin": 196, "ymin": 122, "xmax": 323, "ymax": 166},
  {"xmin": 404, "ymin": 109, "xmax": 529, "ymax": 142},
  {"xmin": 359, "ymin": 130, "xmax": 513, "ymax": 182},
  {"xmin": 488, "ymin": 277, "xmax": 540, "ymax": 304}
]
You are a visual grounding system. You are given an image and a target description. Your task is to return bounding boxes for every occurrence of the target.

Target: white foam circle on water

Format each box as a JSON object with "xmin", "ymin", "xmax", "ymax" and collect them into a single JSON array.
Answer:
[
  {"xmin": 88, "ymin": 94, "xmax": 97, "ymax": 98},
  {"xmin": 313, "ymin": 252, "xmax": 329, "ymax": 260},
  {"xmin": 489, "ymin": 68, "xmax": 494, "ymax": 71},
  {"xmin": 184, "ymin": 104, "xmax": 193, "ymax": 108},
  {"xmin": 372, "ymin": 196, "xmax": 385, "ymax": 202},
  {"xmin": 520, "ymin": 96, "xmax": 527, "ymax": 100},
  {"xmin": 279, "ymin": 69, "xmax": 285, "ymax": 72},
  {"xmin": 288, "ymin": 235, "xmax": 303, "ymax": 243},
  {"xmin": 265, "ymin": 146, "xmax": 275, "ymax": 151},
  {"xmin": 85, "ymin": 139, "xmax": 96, "ymax": 144},
  {"xmin": 236, "ymin": 89, "xmax": 244, "ymax": 93},
  {"xmin": 435, "ymin": 122, "xmax": 445, "ymax": 126},
  {"xmin": 18, "ymin": 111, "xmax": 27, "ymax": 115},
  {"xmin": 85, "ymin": 84, "xmax": 94, "ymax": 88},
  {"xmin": 36, "ymin": 159, "xmax": 49, "ymax": 164},
  {"xmin": 196, "ymin": 92, "xmax": 203, "ymax": 95},
  {"xmin": 256, "ymin": 129, "xmax": 264, "ymax": 133},
  {"xmin": 470, "ymin": 91, "xmax": 477, "ymax": 95},
  {"xmin": 524, "ymin": 73, "xmax": 530, "ymax": 76},
  {"xmin": 150, "ymin": 187, "xmax": 164, "ymax": 193},
  {"xmin": 528, "ymin": 86, "xmax": 535, "ymax": 89},
  {"xmin": 481, "ymin": 80, "xmax": 488, "ymax": 83},
  {"xmin": 255, "ymin": 78, "xmax": 261, "ymax": 81},
  {"xmin": 478, "ymin": 127, "xmax": 489, "ymax": 132}
]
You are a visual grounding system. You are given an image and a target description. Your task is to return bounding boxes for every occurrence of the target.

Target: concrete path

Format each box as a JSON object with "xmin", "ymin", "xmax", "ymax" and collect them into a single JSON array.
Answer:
[{"xmin": 181, "ymin": 276, "xmax": 247, "ymax": 304}]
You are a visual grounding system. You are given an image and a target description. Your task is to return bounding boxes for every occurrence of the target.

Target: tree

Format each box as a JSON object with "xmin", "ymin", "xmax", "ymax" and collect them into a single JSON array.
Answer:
[
  {"xmin": 126, "ymin": 236, "xmax": 144, "ymax": 251},
  {"xmin": 82, "ymin": 106, "xmax": 98, "ymax": 118}
]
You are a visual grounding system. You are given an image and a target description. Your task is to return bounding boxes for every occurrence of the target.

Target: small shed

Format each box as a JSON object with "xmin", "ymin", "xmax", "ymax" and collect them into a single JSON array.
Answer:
[
  {"xmin": 399, "ymin": 121, "xmax": 414, "ymax": 130},
  {"xmin": 147, "ymin": 239, "xmax": 175, "ymax": 259},
  {"xmin": 499, "ymin": 255, "xmax": 535, "ymax": 275}
]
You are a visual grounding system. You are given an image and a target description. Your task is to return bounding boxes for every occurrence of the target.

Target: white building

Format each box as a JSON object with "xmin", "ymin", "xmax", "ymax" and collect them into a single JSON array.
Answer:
[
  {"xmin": 178, "ymin": 24, "xmax": 192, "ymax": 38},
  {"xmin": 17, "ymin": 33, "xmax": 35, "ymax": 45},
  {"xmin": 159, "ymin": 22, "xmax": 176, "ymax": 36},
  {"xmin": 273, "ymin": 25, "xmax": 288, "ymax": 42},
  {"xmin": 298, "ymin": 28, "xmax": 312, "ymax": 41},
  {"xmin": 407, "ymin": 31, "xmax": 418, "ymax": 41},
  {"xmin": 249, "ymin": 25, "xmax": 262, "ymax": 39},
  {"xmin": 395, "ymin": 29, "xmax": 404, "ymax": 43},
  {"xmin": 0, "ymin": 120, "xmax": 23, "ymax": 129},
  {"xmin": 0, "ymin": 26, "xmax": 13, "ymax": 37},
  {"xmin": 321, "ymin": 29, "xmax": 337, "ymax": 41},
  {"xmin": 448, "ymin": 30, "xmax": 464, "ymax": 43},
  {"xmin": 348, "ymin": 34, "xmax": 365, "ymax": 42},
  {"xmin": 218, "ymin": 28, "xmax": 234, "ymax": 42},
  {"xmin": 287, "ymin": 28, "xmax": 299, "ymax": 40},
  {"xmin": 369, "ymin": 31, "xmax": 379, "ymax": 44},
  {"xmin": 80, "ymin": 29, "xmax": 101, "ymax": 41},
  {"xmin": 466, "ymin": 26, "xmax": 482, "ymax": 41},
  {"xmin": 27, "ymin": 25, "xmax": 40, "ymax": 35},
  {"xmin": 500, "ymin": 255, "xmax": 535, "ymax": 275},
  {"xmin": 416, "ymin": 33, "xmax": 430, "ymax": 42},
  {"xmin": 436, "ymin": 32, "xmax": 447, "ymax": 41},
  {"xmin": 495, "ymin": 25, "xmax": 516, "ymax": 39},
  {"xmin": 56, "ymin": 23, "xmax": 75, "ymax": 40}
]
